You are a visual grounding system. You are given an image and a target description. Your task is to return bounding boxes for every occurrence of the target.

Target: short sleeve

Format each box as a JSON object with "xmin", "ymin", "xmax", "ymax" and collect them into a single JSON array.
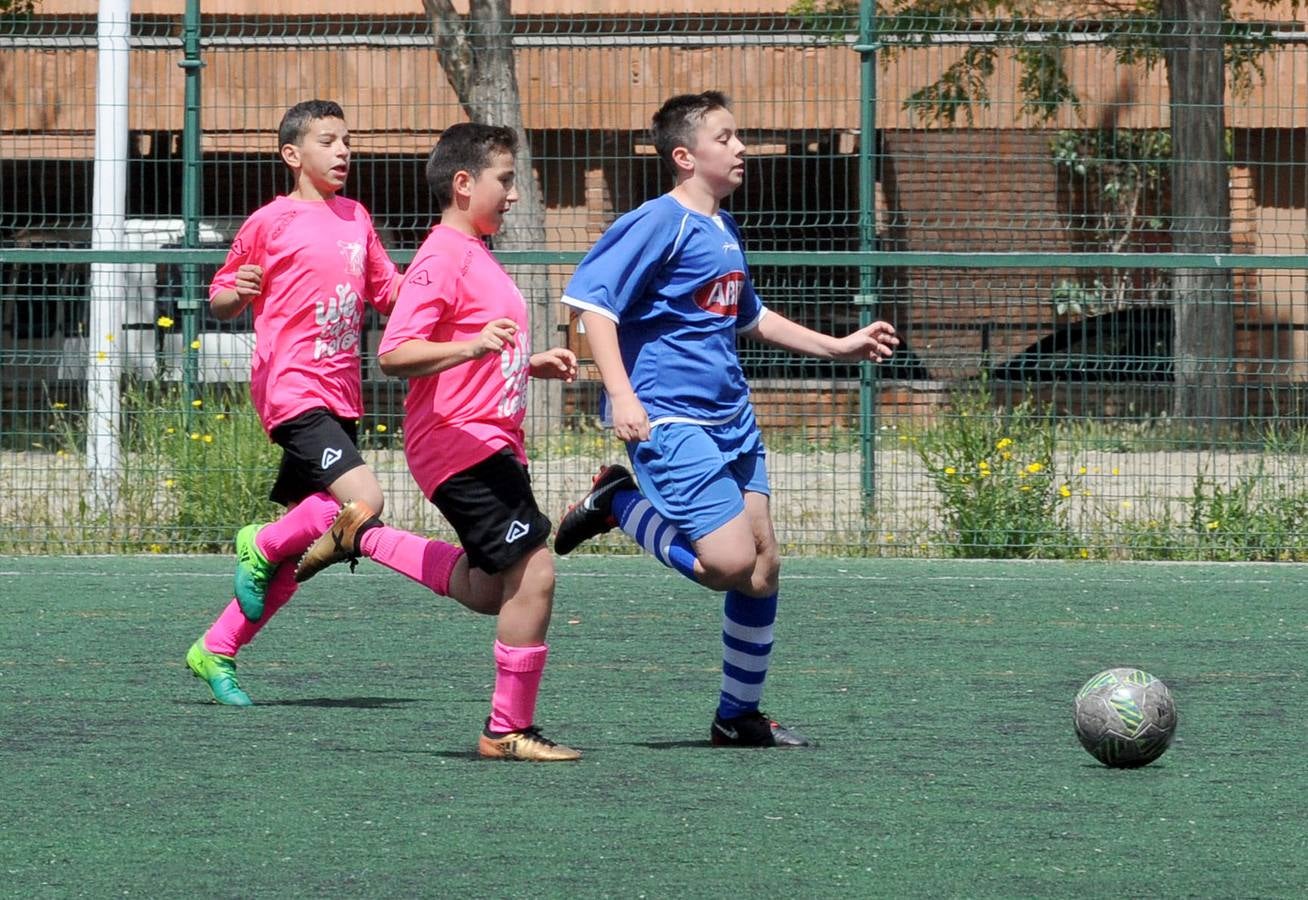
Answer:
[
  {"xmin": 364, "ymin": 225, "xmax": 400, "ymax": 316},
  {"xmin": 723, "ymin": 213, "xmax": 764, "ymax": 331},
  {"xmin": 561, "ymin": 201, "xmax": 681, "ymax": 322},
  {"xmin": 377, "ymin": 252, "xmax": 456, "ymax": 356},
  {"xmin": 209, "ymin": 213, "xmax": 263, "ymax": 301}
]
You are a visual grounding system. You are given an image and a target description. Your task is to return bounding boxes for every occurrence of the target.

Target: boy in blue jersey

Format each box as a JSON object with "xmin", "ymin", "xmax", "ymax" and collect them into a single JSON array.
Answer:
[{"xmin": 556, "ymin": 91, "xmax": 899, "ymax": 747}]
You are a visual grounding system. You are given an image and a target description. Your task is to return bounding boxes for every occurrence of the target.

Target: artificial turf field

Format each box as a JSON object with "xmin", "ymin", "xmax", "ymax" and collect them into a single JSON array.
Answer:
[{"xmin": 1, "ymin": 555, "xmax": 1305, "ymax": 898}]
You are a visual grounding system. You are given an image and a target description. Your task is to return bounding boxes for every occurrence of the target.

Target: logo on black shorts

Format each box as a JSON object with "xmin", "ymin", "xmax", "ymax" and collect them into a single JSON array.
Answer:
[
  {"xmin": 321, "ymin": 447, "xmax": 343, "ymax": 470},
  {"xmin": 504, "ymin": 520, "xmax": 530, "ymax": 543}
]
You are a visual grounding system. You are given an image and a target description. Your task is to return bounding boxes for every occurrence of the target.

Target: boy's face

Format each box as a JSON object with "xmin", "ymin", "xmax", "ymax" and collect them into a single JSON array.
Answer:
[
  {"xmin": 463, "ymin": 150, "xmax": 519, "ymax": 236},
  {"xmin": 282, "ymin": 116, "xmax": 351, "ymax": 195},
  {"xmin": 682, "ymin": 107, "xmax": 745, "ymax": 196}
]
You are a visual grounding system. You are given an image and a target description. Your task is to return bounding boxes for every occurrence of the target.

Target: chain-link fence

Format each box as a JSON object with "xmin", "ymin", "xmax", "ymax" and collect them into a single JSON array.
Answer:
[{"xmin": 2, "ymin": 3, "xmax": 1307, "ymax": 558}]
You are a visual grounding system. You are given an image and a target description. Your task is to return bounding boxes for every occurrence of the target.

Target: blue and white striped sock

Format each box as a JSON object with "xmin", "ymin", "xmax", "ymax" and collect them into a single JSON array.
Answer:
[
  {"xmin": 612, "ymin": 491, "xmax": 699, "ymax": 582},
  {"xmin": 717, "ymin": 589, "xmax": 777, "ymax": 720}
]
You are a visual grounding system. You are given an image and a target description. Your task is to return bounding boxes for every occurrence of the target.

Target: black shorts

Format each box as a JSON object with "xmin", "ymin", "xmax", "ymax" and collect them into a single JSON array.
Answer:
[
  {"xmin": 433, "ymin": 448, "xmax": 551, "ymax": 575},
  {"xmin": 268, "ymin": 408, "xmax": 366, "ymax": 507}
]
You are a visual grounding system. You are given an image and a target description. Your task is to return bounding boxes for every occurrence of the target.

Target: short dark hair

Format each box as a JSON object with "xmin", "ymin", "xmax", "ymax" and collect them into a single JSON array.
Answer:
[
  {"xmin": 425, "ymin": 123, "xmax": 519, "ymax": 210},
  {"xmin": 278, "ymin": 99, "xmax": 346, "ymax": 150},
  {"xmin": 651, "ymin": 91, "xmax": 731, "ymax": 174}
]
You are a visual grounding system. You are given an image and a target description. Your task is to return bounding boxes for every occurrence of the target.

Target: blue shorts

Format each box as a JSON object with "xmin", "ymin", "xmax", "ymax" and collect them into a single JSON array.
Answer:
[{"xmin": 627, "ymin": 405, "xmax": 770, "ymax": 542}]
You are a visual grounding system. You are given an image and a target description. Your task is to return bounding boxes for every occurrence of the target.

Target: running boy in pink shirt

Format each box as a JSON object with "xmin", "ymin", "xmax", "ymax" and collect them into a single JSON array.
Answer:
[
  {"xmin": 293, "ymin": 123, "xmax": 582, "ymax": 761},
  {"xmin": 184, "ymin": 99, "xmax": 404, "ymax": 706}
]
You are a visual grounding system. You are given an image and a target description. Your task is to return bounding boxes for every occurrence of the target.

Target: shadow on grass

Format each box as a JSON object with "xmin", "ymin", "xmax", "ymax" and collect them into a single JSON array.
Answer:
[{"xmin": 256, "ymin": 696, "xmax": 423, "ymax": 709}]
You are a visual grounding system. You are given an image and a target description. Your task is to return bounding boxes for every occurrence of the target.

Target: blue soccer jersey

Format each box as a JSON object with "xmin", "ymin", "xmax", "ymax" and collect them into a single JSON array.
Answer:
[{"xmin": 562, "ymin": 194, "xmax": 766, "ymax": 425}]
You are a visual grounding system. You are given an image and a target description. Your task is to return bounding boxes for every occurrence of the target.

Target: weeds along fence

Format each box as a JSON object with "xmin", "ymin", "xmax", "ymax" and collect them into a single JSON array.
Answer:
[{"xmin": 2, "ymin": 5, "xmax": 1308, "ymax": 558}]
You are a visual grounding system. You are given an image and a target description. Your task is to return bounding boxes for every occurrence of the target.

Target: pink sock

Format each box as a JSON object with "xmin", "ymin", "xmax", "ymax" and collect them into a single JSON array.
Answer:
[
  {"xmin": 255, "ymin": 492, "xmax": 340, "ymax": 563},
  {"xmin": 203, "ymin": 565, "xmax": 299, "ymax": 656},
  {"xmin": 358, "ymin": 525, "xmax": 464, "ymax": 596},
  {"xmin": 488, "ymin": 641, "xmax": 548, "ymax": 733}
]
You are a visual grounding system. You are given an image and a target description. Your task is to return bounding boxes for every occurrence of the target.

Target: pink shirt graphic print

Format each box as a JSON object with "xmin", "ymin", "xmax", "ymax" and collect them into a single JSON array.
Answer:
[
  {"xmin": 378, "ymin": 225, "xmax": 530, "ymax": 496},
  {"xmin": 210, "ymin": 195, "xmax": 398, "ymax": 432}
]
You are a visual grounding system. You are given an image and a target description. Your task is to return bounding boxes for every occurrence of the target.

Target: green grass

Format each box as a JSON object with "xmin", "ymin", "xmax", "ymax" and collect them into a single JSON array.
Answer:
[{"xmin": 1, "ymin": 556, "xmax": 1305, "ymax": 897}]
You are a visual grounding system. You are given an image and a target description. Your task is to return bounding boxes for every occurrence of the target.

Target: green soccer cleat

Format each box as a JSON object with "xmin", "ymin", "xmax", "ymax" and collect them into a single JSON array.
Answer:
[
  {"xmin": 234, "ymin": 523, "xmax": 277, "ymax": 621},
  {"xmin": 185, "ymin": 639, "xmax": 253, "ymax": 707}
]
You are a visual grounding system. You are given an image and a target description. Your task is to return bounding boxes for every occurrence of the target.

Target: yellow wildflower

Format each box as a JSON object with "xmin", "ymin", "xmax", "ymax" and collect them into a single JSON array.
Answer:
[{"xmin": 157, "ymin": 316, "xmax": 175, "ymax": 329}]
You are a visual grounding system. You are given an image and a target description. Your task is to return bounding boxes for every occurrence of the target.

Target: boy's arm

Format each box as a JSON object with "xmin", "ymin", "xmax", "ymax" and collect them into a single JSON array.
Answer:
[
  {"xmin": 746, "ymin": 309, "xmax": 898, "ymax": 363},
  {"xmin": 529, "ymin": 347, "xmax": 578, "ymax": 382},
  {"xmin": 579, "ymin": 311, "xmax": 650, "ymax": 442},
  {"xmin": 210, "ymin": 265, "xmax": 263, "ymax": 321},
  {"xmin": 378, "ymin": 317, "xmax": 518, "ymax": 378}
]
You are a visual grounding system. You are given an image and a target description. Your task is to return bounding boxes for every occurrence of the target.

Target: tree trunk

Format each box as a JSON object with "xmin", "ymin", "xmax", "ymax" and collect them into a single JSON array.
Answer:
[
  {"xmin": 1160, "ymin": 0, "xmax": 1234, "ymax": 429},
  {"xmin": 423, "ymin": 0, "xmax": 561, "ymax": 438}
]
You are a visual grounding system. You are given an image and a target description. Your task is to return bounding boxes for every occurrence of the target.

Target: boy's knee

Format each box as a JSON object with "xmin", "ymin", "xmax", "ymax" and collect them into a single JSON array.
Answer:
[
  {"xmin": 698, "ymin": 552, "xmax": 757, "ymax": 593},
  {"xmin": 759, "ymin": 552, "xmax": 781, "ymax": 592},
  {"xmin": 703, "ymin": 550, "xmax": 779, "ymax": 595},
  {"xmin": 514, "ymin": 543, "xmax": 557, "ymax": 593}
]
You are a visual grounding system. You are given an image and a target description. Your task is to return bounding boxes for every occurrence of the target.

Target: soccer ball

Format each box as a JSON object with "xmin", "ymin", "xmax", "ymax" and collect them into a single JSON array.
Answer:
[{"xmin": 1073, "ymin": 667, "xmax": 1177, "ymax": 768}]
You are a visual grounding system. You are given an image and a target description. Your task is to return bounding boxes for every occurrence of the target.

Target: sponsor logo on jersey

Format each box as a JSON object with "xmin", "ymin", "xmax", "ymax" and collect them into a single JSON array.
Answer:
[
  {"xmin": 408, "ymin": 268, "xmax": 431, "ymax": 287},
  {"xmin": 338, "ymin": 240, "xmax": 365, "ymax": 277},
  {"xmin": 314, "ymin": 283, "xmax": 362, "ymax": 360},
  {"xmin": 693, "ymin": 271, "xmax": 744, "ymax": 317},
  {"xmin": 270, "ymin": 209, "xmax": 297, "ymax": 240}
]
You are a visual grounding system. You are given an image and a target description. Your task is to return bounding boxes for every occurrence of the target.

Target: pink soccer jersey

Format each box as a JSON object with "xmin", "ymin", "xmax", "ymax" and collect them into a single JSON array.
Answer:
[
  {"xmin": 378, "ymin": 225, "xmax": 531, "ymax": 496},
  {"xmin": 210, "ymin": 194, "xmax": 399, "ymax": 432}
]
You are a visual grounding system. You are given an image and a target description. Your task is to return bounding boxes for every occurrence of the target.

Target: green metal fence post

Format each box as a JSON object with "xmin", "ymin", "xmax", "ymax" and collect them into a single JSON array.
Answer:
[
  {"xmin": 854, "ymin": 0, "xmax": 880, "ymax": 504},
  {"xmin": 179, "ymin": 0, "xmax": 204, "ymax": 412}
]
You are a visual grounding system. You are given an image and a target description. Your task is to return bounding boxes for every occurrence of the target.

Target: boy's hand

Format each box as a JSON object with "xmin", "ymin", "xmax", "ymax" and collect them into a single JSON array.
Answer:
[
  {"xmin": 609, "ymin": 392, "xmax": 651, "ymax": 443},
  {"xmin": 233, "ymin": 265, "xmax": 263, "ymax": 298},
  {"xmin": 529, "ymin": 347, "xmax": 578, "ymax": 382},
  {"xmin": 474, "ymin": 318, "xmax": 518, "ymax": 357},
  {"xmin": 834, "ymin": 320, "xmax": 899, "ymax": 363}
]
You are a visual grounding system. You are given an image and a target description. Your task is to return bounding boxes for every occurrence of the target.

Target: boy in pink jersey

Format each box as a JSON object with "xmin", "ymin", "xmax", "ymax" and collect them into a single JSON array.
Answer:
[
  {"xmin": 293, "ymin": 123, "xmax": 582, "ymax": 761},
  {"xmin": 185, "ymin": 99, "xmax": 406, "ymax": 706}
]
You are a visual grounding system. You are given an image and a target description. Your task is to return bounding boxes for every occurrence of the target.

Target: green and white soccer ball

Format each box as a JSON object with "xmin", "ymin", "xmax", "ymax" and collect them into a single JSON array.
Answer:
[{"xmin": 1073, "ymin": 667, "xmax": 1177, "ymax": 768}]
